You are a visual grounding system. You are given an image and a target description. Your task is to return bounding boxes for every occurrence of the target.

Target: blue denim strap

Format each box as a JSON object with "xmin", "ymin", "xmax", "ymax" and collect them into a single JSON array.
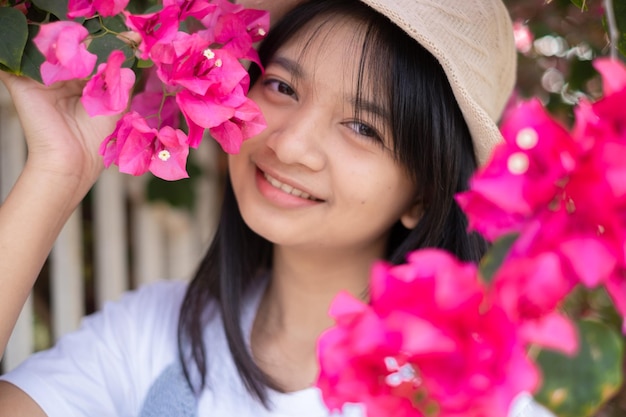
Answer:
[{"xmin": 139, "ymin": 362, "xmax": 197, "ymax": 417}]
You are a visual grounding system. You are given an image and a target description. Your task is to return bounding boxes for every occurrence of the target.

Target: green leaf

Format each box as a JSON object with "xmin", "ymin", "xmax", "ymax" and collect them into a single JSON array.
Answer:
[
  {"xmin": 0, "ymin": 7, "xmax": 28, "ymax": 73},
  {"xmin": 30, "ymin": 0, "xmax": 68, "ymax": 20},
  {"xmin": 19, "ymin": 25, "xmax": 45, "ymax": 82},
  {"xmin": 84, "ymin": 15, "xmax": 129, "ymax": 35},
  {"xmin": 534, "ymin": 319, "xmax": 625, "ymax": 417},
  {"xmin": 570, "ymin": 0, "xmax": 588, "ymax": 11},
  {"xmin": 87, "ymin": 33, "xmax": 136, "ymax": 68},
  {"xmin": 478, "ymin": 233, "xmax": 518, "ymax": 284},
  {"xmin": 84, "ymin": 17, "xmax": 106, "ymax": 35},
  {"xmin": 101, "ymin": 15, "xmax": 129, "ymax": 33},
  {"xmin": 136, "ymin": 58, "xmax": 154, "ymax": 68},
  {"xmin": 146, "ymin": 162, "xmax": 203, "ymax": 210}
]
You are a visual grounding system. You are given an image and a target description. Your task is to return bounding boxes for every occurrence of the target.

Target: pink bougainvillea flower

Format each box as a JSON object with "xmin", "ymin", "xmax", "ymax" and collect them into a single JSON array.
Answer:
[
  {"xmin": 209, "ymin": 97, "xmax": 266, "ymax": 153},
  {"xmin": 153, "ymin": 33, "xmax": 248, "ymax": 96},
  {"xmin": 593, "ymin": 57, "xmax": 626, "ymax": 95},
  {"xmin": 512, "ymin": 21, "xmax": 533, "ymax": 55},
  {"xmin": 99, "ymin": 111, "xmax": 158, "ymax": 176},
  {"xmin": 149, "ymin": 126, "xmax": 190, "ymax": 180},
  {"xmin": 199, "ymin": 0, "xmax": 243, "ymax": 30},
  {"xmin": 163, "ymin": 0, "xmax": 217, "ymax": 21},
  {"xmin": 81, "ymin": 50, "xmax": 136, "ymax": 117},
  {"xmin": 456, "ymin": 99, "xmax": 579, "ymax": 241},
  {"xmin": 317, "ymin": 249, "xmax": 540, "ymax": 417},
  {"xmin": 117, "ymin": 115, "xmax": 158, "ymax": 176},
  {"xmin": 34, "ymin": 21, "xmax": 97, "ymax": 85},
  {"xmin": 67, "ymin": 0, "xmax": 97, "ymax": 18},
  {"xmin": 209, "ymin": 8, "xmax": 269, "ymax": 67},
  {"xmin": 176, "ymin": 80, "xmax": 253, "ymax": 151},
  {"xmin": 99, "ymin": 112, "xmax": 140, "ymax": 168},
  {"xmin": 67, "ymin": 0, "xmax": 129, "ymax": 18},
  {"xmin": 317, "ymin": 291, "xmax": 457, "ymax": 417},
  {"xmin": 177, "ymin": 89, "xmax": 236, "ymax": 131},
  {"xmin": 124, "ymin": 5, "xmax": 181, "ymax": 59},
  {"xmin": 492, "ymin": 252, "xmax": 578, "ymax": 354},
  {"xmin": 131, "ymin": 67, "xmax": 180, "ymax": 130}
]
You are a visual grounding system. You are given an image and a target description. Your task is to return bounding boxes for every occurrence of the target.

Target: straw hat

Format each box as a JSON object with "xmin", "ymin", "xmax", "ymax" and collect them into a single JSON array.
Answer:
[{"xmin": 359, "ymin": 0, "xmax": 517, "ymax": 165}]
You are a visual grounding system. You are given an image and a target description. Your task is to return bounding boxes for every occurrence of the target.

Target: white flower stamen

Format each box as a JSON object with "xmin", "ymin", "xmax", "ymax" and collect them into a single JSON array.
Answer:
[
  {"xmin": 158, "ymin": 150, "xmax": 171, "ymax": 161},
  {"xmin": 507, "ymin": 152, "xmax": 529, "ymax": 175},
  {"xmin": 384, "ymin": 356, "xmax": 420, "ymax": 387},
  {"xmin": 516, "ymin": 127, "xmax": 539, "ymax": 150},
  {"xmin": 203, "ymin": 48, "xmax": 215, "ymax": 60},
  {"xmin": 214, "ymin": 59, "xmax": 223, "ymax": 68}
]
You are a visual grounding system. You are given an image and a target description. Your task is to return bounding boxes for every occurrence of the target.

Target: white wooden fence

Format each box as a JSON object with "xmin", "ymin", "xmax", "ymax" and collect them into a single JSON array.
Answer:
[{"xmin": 0, "ymin": 83, "xmax": 222, "ymax": 373}]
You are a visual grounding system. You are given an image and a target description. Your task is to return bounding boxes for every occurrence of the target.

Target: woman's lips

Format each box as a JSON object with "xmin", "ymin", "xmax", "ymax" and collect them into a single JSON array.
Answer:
[
  {"xmin": 254, "ymin": 168, "xmax": 324, "ymax": 207},
  {"xmin": 262, "ymin": 171, "xmax": 321, "ymax": 201}
]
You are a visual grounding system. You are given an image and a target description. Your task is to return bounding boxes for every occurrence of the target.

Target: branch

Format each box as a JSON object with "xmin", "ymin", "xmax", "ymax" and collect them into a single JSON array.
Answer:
[{"xmin": 604, "ymin": 0, "xmax": 619, "ymax": 59}]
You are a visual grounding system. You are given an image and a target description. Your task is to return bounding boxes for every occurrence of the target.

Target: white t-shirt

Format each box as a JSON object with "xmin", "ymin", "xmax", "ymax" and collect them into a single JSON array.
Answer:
[{"xmin": 1, "ymin": 280, "xmax": 553, "ymax": 417}]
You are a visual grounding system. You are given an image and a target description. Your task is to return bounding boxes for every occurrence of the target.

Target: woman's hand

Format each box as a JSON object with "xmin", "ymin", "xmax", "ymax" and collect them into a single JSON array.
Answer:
[
  {"xmin": 0, "ymin": 71, "xmax": 120, "ymax": 358},
  {"xmin": 0, "ymin": 71, "xmax": 119, "ymax": 198}
]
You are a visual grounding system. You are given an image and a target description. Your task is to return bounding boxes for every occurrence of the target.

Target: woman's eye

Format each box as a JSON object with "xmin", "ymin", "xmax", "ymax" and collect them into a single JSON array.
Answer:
[
  {"xmin": 264, "ymin": 79, "xmax": 297, "ymax": 98},
  {"xmin": 345, "ymin": 121, "xmax": 381, "ymax": 141}
]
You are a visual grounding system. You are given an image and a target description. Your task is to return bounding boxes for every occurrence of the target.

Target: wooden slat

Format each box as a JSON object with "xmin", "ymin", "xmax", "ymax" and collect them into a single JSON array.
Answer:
[
  {"xmin": 93, "ymin": 169, "xmax": 129, "ymax": 307},
  {"xmin": 50, "ymin": 209, "xmax": 85, "ymax": 339}
]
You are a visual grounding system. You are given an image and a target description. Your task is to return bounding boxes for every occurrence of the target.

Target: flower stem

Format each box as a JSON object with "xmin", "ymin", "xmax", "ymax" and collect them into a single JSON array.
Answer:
[{"xmin": 604, "ymin": 0, "xmax": 619, "ymax": 60}]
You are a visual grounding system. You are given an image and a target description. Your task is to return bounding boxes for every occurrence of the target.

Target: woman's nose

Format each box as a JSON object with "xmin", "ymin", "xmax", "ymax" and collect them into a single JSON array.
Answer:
[{"xmin": 264, "ymin": 106, "xmax": 327, "ymax": 171}]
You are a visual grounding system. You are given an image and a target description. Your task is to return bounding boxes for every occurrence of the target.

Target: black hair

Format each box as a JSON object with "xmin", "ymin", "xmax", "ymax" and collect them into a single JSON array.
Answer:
[{"xmin": 177, "ymin": 0, "xmax": 488, "ymax": 406}]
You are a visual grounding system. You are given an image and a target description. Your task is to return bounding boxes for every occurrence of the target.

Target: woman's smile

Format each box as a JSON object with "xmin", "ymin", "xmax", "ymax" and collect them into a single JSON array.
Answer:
[{"xmin": 255, "ymin": 167, "xmax": 324, "ymax": 208}]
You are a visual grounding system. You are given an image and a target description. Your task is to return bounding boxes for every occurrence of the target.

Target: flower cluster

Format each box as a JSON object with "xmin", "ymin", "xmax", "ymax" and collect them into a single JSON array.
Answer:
[
  {"xmin": 33, "ymin": 0, "xmax": 269, "ymax": 180},
  {"xmin": 316, "ymin": 250, "xmax": 542, "ymax": 417},
  {"xmin": 456, "ymin": 58, "xmax": 626, "ymax": 333}
]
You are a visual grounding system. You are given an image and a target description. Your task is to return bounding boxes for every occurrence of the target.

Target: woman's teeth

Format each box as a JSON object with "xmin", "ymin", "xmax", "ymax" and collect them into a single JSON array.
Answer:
[{"xmin": 264, "ymin": 172, "xmax": 316, "ymax": 201}]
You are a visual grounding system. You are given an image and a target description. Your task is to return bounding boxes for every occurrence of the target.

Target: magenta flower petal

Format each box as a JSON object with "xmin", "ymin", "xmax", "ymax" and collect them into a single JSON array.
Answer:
[
  {"xmin": 594, "ymin": 57, "xmax": 626, "ymax": 95},
  {"xmin": 318, "ymin": 249, "xmax": 538, "ymax": 417},
  {"xmin": 67, "ymin": 0, "xmax": 96, "ymax": 18},
  {"xmin": 117, "ymin": 114, "xmax": 158, "ymax": 176},
  {"xmin": 519, "ymin": 312, "xmax": 578, "ymax": 355},
  {"xmin": 124, "ymin": 5, "xmax": 181, "ymax": 59},
  {"xmin": 457, "ymin": 99, "xmax": 579, "ymax": 241},
  {"xmin": 164, "ymin": 0, "xmax": 217, "ymax": 20},
  {"xmin": 68, "ymin": 0, "xmax": 129, "ymax": 18},
  {"xmin": 34, "ymin": 21, "xmax": 97, "ymax": 85},
  {"xmin": 560, "ymin": 237, "xmax": 617, "ymax": 288},
  {"xmin": 149, "ymin": 126, "xmax": 190, "ymax": 180},
  {"xmin": 209, "ymin": 120, "xmax": 244, "ymax": 154},
  {"xmin": 494, "ymin": 252, "xmax": 574, "ymax": 323},
  {"xmin": 81, "ymin": 50, "xmax": 136, "ymax": 117},
  {"xmin": 99, "ymin": 112, "xmax": 141, "ymax": 168},
  {"xmin": 93, "ymin": 0, "xmax": 129, "ymax": 17},
  {"xmin": 177, "ymin": 89, "xmax": 235, "ymax": 129}
]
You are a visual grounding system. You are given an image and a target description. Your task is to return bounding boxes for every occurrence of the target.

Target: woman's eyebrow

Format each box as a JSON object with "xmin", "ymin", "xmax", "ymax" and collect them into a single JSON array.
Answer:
[
  {"xmin": 267, "ymin": 56, "xmax": 305, "ymax": 80},
  {"xmin": 347, "ymin": 96, "xmax": 389, "ymax": 121}
]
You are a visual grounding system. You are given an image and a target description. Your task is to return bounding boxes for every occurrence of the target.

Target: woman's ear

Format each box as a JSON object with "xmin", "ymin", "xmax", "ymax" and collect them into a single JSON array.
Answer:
[{"xmin": 400, "ymin": 200, "xmax": 423, "ymax": 229}]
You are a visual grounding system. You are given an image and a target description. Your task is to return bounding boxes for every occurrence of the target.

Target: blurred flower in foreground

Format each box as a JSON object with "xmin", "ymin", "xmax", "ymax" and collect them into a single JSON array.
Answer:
[
  {"xmin": 457, "ymin": 58, "xmax": 626, "ymax": 332},
  {"xmin": 317, "ymin": 250, "xmax": 541, "ymax": 417}
]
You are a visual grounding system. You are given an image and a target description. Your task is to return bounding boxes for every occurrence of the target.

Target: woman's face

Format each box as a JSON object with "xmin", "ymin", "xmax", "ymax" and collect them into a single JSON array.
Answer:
[{"xmin": 229, "ymin": 18, "xmax": 419, "ymax": 259}]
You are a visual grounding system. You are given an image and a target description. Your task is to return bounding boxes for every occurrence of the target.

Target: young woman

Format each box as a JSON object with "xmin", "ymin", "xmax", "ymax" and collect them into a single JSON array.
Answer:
[{"xmin": 0, "ymin": 0, "xmax": 525, "ymax": 415}]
